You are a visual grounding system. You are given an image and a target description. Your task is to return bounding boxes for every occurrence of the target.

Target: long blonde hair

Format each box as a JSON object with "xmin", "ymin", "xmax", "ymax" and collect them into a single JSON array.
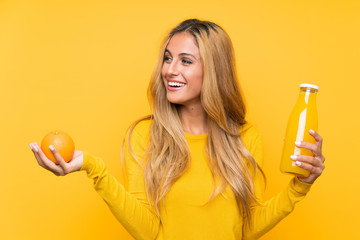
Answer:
[{"xmin": 125, "ymin": 19, "xmax": 264, "ymax": 225}]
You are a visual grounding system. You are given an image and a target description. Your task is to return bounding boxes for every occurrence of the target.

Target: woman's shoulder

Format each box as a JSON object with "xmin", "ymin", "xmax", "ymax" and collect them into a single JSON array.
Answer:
[
  {"xmin": 125, "ymin": 117, "xmax": 152, "ymax": 148},
  {"xmin": 133, "ymin": 118, "xmax": 152, "ymax": 132},
  {"xmin": 240, "ymin": 122, "xmax": 263, "ymax": 164},
  {"xmin": 129, "ymin": 116, "xmax": 153, "ymax": 140},
  {"xmin": 240, "ymin": 121, "xmax": 262, "ymax": 144}
]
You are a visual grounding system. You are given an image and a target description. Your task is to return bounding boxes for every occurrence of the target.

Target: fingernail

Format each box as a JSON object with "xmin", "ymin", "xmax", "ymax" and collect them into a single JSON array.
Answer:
[
  {"xmin": 29, "ymin": 144, "xmax": 33, "ymax": 150},
  {"xmin": 49, "ymin": 145, "xmax": 55, "ymax": 151},
  {"xmin": 290, "ymin": 155, "xmax": 297, "ymax": 160},
  {"xmin": 296, "ymin": 161, "xmax": 301, "ymax": 166},
  {"xmin": 33, "ymin": 146, "xmax": 38, "ymax": 152},
  {"xmin": 295, "ymin": 141, "xmax": 301, "ymax": 146},
  {"xmin": 309, "ymin": 129, "xmax": 315, "ymax": 134}
]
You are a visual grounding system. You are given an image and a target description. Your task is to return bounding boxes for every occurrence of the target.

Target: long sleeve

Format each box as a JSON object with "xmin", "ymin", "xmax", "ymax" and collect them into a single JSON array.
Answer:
[
  {"xmin": 81, "ymin": 123, "xmax": 160, "ymax": 240},
  {"xmin": 241, "ymin": 125, "xmax": 312, "ymax": 240}
]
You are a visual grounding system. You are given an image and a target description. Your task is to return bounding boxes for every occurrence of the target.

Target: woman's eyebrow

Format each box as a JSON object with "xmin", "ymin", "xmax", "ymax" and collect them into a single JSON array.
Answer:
[
  {"xmin": 165, "ymin": 49, "xmax": 197, "ymax": 60},
  {"xmin": 179, "ymin": 53, "xmax": 197, "ymax": 60}
]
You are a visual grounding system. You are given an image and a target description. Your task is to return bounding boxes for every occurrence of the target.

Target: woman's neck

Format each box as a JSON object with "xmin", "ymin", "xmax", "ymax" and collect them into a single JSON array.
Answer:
[{"xmin": 177, "ymin": 103, "xmax": 208, "ymax": 135}]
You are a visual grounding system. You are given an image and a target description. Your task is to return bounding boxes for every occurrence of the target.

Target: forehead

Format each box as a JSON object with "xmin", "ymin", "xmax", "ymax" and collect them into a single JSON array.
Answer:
[{"xmin": 166, "ymin": 32, "xmax": 200, "ymax": 57}]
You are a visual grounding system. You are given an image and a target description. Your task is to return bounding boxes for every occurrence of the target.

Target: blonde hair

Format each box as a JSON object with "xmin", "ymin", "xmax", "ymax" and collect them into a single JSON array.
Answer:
[{"xmin": 124, "ymin": 19, "xmax": 264, "ymax": 226}]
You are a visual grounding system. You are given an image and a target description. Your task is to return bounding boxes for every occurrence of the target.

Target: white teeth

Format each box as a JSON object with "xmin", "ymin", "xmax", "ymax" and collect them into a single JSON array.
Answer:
[{"xmin": 169, "ymin": 82, "xmax": 185, "ymax": 87}]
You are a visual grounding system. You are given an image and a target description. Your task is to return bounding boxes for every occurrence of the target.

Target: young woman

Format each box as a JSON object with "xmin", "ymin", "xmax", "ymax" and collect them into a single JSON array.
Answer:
[{"xmin": 29, "ymin": 19, "xmax": 325, "ymax": 240}]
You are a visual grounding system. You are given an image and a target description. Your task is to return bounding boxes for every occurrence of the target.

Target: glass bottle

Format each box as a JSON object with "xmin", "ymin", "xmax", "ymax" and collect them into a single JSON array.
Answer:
[{"xmin": 280, "ymin": 83, "xmax": 319, "ymax": 177}]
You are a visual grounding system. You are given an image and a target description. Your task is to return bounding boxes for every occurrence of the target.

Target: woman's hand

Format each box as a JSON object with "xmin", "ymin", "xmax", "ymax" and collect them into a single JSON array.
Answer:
[
  {"xmin": 291, "ymin": 129, "xmax": 325, "ymax": 184},
  {"xmin": 29, "ymin": 142, "xmax": 83, "ymax": 176}
]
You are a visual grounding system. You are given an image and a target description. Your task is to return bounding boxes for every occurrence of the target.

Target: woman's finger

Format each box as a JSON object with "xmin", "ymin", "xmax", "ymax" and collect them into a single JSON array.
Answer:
[
  {"xmin": 291, "ymin": 155, "xmax": 324, "ymax": 168},
  {"xmin": 309, "ymin": 129, "xmax": 323, "ymax": 150},
  {"xmin": 49, "ymin": 145, "xmax": 69, "ymax": 174},
  {"xmin": 33, "ymin": 142, "xmax": 64, "ymax": 176},
  {"xmin": 295, "ymin": 141, "xmax": 318, "ymax": 154},
  {"xmin": 29, "ymin": 143, "xmax": 48, "ymax": 170},
  {"xmin": 295, "ymin": 160, "xmax": 323, "ymax": 176},
  {"xmin": 30, "ymin": 142, "xmax": 59, "ymax": 174}
]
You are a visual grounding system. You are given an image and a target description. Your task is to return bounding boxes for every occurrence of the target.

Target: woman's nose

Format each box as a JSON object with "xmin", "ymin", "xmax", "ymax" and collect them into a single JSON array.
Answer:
[{"xmin": 167, "ymin": 61, "xmax": 179, "ymax": 76}]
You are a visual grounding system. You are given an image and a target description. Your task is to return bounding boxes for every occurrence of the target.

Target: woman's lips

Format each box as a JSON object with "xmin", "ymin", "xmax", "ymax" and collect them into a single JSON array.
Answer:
[{"xmin": 167, "ymin": 81, "xmax": 186, "ymax": 91}]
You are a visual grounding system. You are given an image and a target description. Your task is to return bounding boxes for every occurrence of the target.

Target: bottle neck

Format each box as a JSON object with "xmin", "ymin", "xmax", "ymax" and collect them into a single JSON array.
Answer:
[{"xmin": 298, "ymin": 87, "xmax": 318, "ymax": 105}]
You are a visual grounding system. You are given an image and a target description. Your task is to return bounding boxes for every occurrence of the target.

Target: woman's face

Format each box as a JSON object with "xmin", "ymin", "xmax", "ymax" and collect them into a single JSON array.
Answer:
[{"xmin": 162, "ymin": 32, "xmax": 203, "ymax": 107}]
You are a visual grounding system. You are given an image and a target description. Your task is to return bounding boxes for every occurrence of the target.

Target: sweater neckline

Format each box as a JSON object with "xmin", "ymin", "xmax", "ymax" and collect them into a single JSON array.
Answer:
[
  {"xmin": 184, "ymin": 131, "xmax": 208, "ymax": 140},
  {"xmin": 183, "ymin": 122, "xmax": 252, "ymax": 140}
]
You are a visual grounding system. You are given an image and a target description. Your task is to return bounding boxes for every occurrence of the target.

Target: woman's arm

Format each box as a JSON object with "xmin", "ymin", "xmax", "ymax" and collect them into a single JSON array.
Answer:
[
  {"xmin": 241, "ymin": 126, "xmax": 324, "ymax": 240},
  {"xmin": 30, "ymin": 121, "xmax": 160, "ymax": 240},
  {"xmin": 81, "ymin": 122, "xmax": 160, "ymax": 240},
  {"xmin": 243, "ymin": 175, "xmax": 312, "ymax": 240},
  {"xmin": 82, "ymin": 150, "xmax": 160, "ymax": 240}
]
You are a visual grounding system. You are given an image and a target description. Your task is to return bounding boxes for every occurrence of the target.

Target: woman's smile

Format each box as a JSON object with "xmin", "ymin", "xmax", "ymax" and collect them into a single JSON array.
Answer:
[{"xmin": 167, "ymin": 80, "xmax": 186, "ymax": 91}]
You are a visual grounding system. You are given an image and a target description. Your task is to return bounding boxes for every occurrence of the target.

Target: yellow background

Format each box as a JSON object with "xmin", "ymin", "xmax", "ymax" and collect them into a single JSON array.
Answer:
[{"xmin": 1, "ymin": 0, "xmax": 359, "ymax": 239}]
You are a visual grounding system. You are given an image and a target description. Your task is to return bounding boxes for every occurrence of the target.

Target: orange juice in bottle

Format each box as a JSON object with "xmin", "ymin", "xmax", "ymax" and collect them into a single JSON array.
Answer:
[{"xmin": 280, "ymin": 84, "xmax": 319, "ymax": 177}]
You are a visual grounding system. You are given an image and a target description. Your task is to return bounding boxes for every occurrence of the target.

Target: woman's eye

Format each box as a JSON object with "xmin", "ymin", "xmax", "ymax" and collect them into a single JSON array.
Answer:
[
  {"xmin": 182, "ymin": 59, "xmax": 192, "ymax": 64},
  {"xmin": 164, "ymin": 56, "xmax": 172, "ymax": 62}
]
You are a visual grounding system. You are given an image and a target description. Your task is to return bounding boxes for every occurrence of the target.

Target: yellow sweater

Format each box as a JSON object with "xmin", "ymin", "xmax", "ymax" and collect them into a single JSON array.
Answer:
[{"xmin": 81, "ymin": 120, "xmax": 312, "ymax": 240}]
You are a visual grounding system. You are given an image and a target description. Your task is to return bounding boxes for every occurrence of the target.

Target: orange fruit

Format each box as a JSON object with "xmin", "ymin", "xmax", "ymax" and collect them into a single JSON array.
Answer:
[{"xmin": 41, "ymin": 130, "xmax": 75, "ymax": 164}]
